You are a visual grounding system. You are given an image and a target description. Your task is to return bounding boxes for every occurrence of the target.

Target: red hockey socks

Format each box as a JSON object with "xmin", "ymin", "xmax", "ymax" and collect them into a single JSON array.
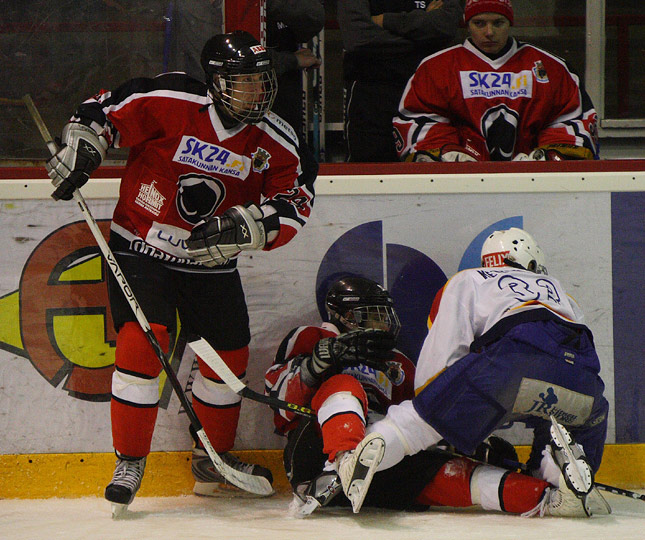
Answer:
[
  {"xmin": 192, "ymin": 347, "xmax": 249, "ymax": 453},
  {"xmin": 415, "ymin": 457, "xmax": 550, "ymax": 514},
  {"xmin": 111, "ymin": 322, "xmax": 169, "ymax": 457},
  {"xmin": 415, "ymin": 456, "xmax": 478, "ymax": 507},
  {"xmin": 312, "ymin": 374, "xmax": 368, "ymax": 461}
]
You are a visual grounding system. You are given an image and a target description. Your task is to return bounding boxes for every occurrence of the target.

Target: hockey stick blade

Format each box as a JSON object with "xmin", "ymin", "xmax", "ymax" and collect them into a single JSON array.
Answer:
[
  {"xmin": 27, "ymin": 97, "xmax": 269, "ymax": 497},
  {"xmin": 195, "ymin": 426, "xmax": 273, "ymax": 496},
  {"xmin": 188, "ymin": 338, "xmax": 316, "ymax": 418}
]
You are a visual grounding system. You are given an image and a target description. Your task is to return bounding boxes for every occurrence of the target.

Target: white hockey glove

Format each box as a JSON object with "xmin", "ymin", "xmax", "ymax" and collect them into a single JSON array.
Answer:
[
  {"xmin": 513, "ymin": 149, "xmax": 547, "ymax": 161},
  {"xmin": 441, "ymin": 150, "xmax": 478, "ymax": 162},
  {"xmin": 186, "ymin": 202, "xmax": 266, "ymax": 266},
  {"xmin": 440, "ymin": 144, "xmax": 479, "ymax": 162},
  {"xmin": 514, "ymin": 145, "xmax": 591, "ymax": 161},
  {"xmin": 47, "ymin": 123, "xmax": 108, "ymax": 201}
]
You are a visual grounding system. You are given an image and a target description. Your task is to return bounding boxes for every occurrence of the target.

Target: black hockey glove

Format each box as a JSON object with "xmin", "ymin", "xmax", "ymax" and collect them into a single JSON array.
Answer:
[
  {"xmin": 47, "ymin": 123, "xmax": 108, "ymax": 201},
  {"xmin": 302, "ymin": 329, "xmax": 396, "ymax": 384},
  {"xmin": 472, "ymin": 436, "xmax": 519, "ymax": 470},
  {"xmin": 186, "ymin": 202, "xmax": 266, "ymax": 266}
]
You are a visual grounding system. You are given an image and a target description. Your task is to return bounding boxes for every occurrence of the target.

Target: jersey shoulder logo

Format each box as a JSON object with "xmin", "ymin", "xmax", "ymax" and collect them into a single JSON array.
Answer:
[
  {"xmin": 251, "ymin": 147, "xmax": 271, "ymax": 173},
  {"xmin": 532, "ymin": 60, "xmax": 549, "ymax": 83}
]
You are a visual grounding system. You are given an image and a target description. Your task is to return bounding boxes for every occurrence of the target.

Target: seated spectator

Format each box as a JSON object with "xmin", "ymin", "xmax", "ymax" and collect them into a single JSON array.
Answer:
[
  {"xmin": 338, "ymin": 0, "xmax": 463, "ymax": 162},
  {"xmin": 393, "ymin": 0, "xmax": 599, "ymax": 162}
]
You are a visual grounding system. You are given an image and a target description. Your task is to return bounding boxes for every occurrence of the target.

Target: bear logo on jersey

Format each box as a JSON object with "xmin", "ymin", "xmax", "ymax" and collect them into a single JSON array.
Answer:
[
  {"xmin": 252, "ymin": 147, "xmax": 271, "ymax": 172},
  {"xmin": 176, "ymin": 173, "xmax": 226, "ymax": 224},
  {"xmin": 532, "ymin": 61, "xmax": 549, "ymax": 83}
]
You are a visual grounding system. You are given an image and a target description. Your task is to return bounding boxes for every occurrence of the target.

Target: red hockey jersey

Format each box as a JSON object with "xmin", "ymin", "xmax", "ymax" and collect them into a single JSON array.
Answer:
[
  {"xmin": 265, "ymin": 323, "xmax": 415, "ymax": 435},
  {"xmin": 393, "ymin": 38, "xmax": 598, "ymax": 161},
  {"xmin": 73, "ymin": 72, "xmax": 315, "ymax": 268}
]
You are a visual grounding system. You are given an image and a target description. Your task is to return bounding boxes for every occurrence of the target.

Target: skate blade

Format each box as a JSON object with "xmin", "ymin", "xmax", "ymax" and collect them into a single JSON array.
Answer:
[
  {"xmin": 348, "ymin": 436, "xmax": 385, "ymax": 514},
  {"xmin": 288, "ymin": 495, "xmax": 321, "ymax": 518},
  {"xmin": 111, "ymin": 502, "xmax": 129, "ymax": 519}
]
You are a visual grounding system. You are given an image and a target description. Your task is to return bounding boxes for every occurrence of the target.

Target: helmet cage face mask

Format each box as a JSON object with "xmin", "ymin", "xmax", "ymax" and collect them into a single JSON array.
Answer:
[
  {"xmin": 325, "ymin": 277, "xmax": 402, "ymax": 338},
  {"xmin": 209, "ymin": 69, "xmax": 277, "ymax": 124},
  {"xmin": 334, "ymin": 304, "xmax": 402, "ymax": 338}
]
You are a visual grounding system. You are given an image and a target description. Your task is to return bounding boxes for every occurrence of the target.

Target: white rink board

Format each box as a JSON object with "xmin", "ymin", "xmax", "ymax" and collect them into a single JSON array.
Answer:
[{"xmin": 0, "ymin": 179, "xmax": 617, "ymax": 454}]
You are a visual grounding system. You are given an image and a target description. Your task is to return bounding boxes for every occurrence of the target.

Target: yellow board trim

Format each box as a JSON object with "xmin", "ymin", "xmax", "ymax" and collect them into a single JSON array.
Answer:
[{"xmin": 0, "ymin": 445, "xmax": 642, "ymax": 499}]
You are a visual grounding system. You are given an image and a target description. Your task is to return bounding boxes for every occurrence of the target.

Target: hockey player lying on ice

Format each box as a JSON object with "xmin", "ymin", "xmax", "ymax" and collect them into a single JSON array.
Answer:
[{"xmin": 266, "ymin": 233, "xmax": 611, "ymax": 518}]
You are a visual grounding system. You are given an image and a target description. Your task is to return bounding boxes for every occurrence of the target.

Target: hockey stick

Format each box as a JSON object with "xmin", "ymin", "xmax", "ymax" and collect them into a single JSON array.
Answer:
[
  {"xmin": 310, "ymin": 34, "xmax": 321, "ymax": 161},
  {"xmin": 188, "ymin": 338, "xmax": 316, "ymax": 418},
  {"xmin": 23, "ymin": 94, "xmax": 272, "ymax": 497},
  {"xmin": 594, "ymin": 483, "xmax": 645, "ymax": 502}
]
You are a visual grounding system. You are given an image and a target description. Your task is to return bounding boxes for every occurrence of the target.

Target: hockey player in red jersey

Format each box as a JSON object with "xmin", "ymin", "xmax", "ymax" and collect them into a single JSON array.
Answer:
[
  {"xmin": 265, "ymin": 277, "xmax": 408, "ymax": 513},
  {"xmin": 46, "ymin": 30, "xmax": 316, "ymax": 513},
  {"xmin": 393, "ymin": 0, "xmax": 599, "ymax": 162},
  {"xmin": 266, "ymin": 275, "xmax": 609, "ymax": 518},
  {"xmin": 349, "ymin": 228, "xmax": 611, "ymax": 517}
]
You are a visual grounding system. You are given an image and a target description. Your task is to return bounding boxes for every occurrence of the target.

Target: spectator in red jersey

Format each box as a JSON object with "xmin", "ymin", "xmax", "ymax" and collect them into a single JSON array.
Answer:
[{"xmin": 393, "ymin": 0, "xmax": 599, "ymax": 162}]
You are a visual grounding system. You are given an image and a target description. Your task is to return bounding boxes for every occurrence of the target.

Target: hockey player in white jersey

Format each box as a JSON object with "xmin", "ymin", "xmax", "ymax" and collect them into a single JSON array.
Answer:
[{"xmin": 357, "ymin": 227, "xmax": 611, "ymax": 517}]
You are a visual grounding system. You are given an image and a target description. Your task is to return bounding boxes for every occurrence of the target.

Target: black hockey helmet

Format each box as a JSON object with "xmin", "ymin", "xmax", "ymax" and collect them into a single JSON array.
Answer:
[
  {"xmin": 200, "ymin": 31, "xmax": 277, "ymax": 124},
  {"xmin": 325, "ymin": 277, "xmax": 401, "ymax": 339}
]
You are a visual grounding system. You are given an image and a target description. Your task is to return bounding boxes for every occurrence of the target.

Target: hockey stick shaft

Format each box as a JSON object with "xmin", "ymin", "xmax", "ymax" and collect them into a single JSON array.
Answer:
[
  {"xmin": 594, "ymin": 483, "xmax": 645, "ymax": 501},
  {"xmin": 188, "ymin": 338, "xmax": 316, "ymax": 418},
  {"xmin": 26, "ymin": 95, "xmax": 270, "ymax": 495}
]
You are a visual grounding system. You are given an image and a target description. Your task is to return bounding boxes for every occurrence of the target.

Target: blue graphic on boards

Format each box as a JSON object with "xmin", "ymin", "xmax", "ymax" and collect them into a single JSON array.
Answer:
[
  {"xmin": 458, "ymin": 216, "xmax": 523, "ymax": 271},
  {"xmin": 315, "ymin": 222, "xmax": 446, "ymax": 361},
  {"xmin": 611, "ymin": 192, "xmax": 645, "ymax": 443}
]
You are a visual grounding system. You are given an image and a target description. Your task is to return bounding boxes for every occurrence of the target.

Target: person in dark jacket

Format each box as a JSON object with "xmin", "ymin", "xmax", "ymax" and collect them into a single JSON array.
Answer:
[{"xmin": 338, "ymin": 0, "xmax": 462, "ymax": 161}]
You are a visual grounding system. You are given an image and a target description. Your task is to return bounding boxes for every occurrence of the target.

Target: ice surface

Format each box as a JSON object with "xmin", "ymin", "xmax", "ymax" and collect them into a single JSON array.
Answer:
[{"xmin": 2, "ymin": 491, "xmax": 645, "ymax": 540}]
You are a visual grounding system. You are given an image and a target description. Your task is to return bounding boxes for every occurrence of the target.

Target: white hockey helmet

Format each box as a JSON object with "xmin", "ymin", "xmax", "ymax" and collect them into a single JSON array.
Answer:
[{"xmin": 480, "ymin": 227, "xmax": 547, "ymax": 274}]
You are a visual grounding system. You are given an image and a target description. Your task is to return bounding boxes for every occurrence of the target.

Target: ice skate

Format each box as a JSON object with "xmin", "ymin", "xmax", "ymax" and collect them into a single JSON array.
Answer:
[
  {"xmin": 289, "ymin": 470, "xmax": 343, "ymax": 518},
  {"xmin": 337, "ymin": 432, "xmax": 385, "ymax": 513},
  {"xmin": 192, "ymin": 447, "xmax": 273, "ymax": 497},
  {"xmin": 104, "ymin": 452, "xmax": 146, "ymax": 518},
  {"xmin": 545, "ymin": 419, "xmax": 610, "ymax": 517}
]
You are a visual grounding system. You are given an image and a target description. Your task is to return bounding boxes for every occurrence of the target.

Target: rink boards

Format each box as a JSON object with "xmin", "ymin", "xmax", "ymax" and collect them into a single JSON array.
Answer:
[{"xmin": 0, "ymin": 161, "xmax": 644, "ymax": 497}]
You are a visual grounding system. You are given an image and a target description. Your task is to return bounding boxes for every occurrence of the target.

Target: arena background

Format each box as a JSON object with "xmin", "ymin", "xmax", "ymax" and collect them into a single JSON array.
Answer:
[{"xmin": 0, "ymin": 161, "xmax": 643, "ymax": 498}]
